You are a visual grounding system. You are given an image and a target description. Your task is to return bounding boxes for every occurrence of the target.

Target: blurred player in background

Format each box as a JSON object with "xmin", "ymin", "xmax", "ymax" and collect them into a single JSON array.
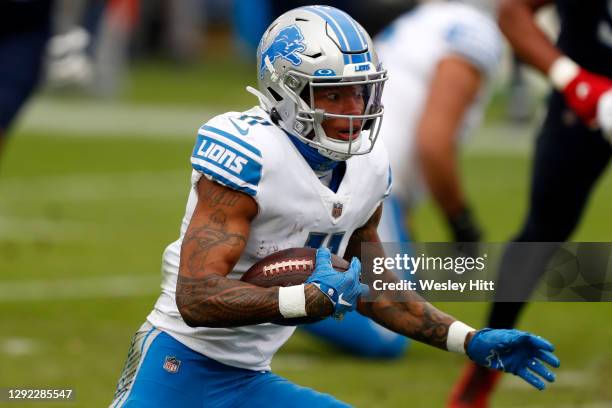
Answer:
[
  {"xmin": 450, "ymin": 1, "xmax": 612, "ymax": 407},
  {"xmin": 110, "ymin": 5, "xmax": 559, "ymax": 407},
  {"xmin": 47, "ymin": 0, "xmax": 139, "ymax": 97},
  {"xmin": 301, "ymin": 0, "xmax": 502, "ymax": 359},
  {"xmin": 375, "ymin": 0, "xmax": 502, "ymax": 244},
  {"xmin": 48, "ymin": 0, "xmax": 201, "ymax": 97},
  {"xmin": 0, "ymin": 0, "xmax": 140, "ymax": 165},
  {"xmin": 0, "ymin": 0, "xmax": 54, "ymax": 164}
]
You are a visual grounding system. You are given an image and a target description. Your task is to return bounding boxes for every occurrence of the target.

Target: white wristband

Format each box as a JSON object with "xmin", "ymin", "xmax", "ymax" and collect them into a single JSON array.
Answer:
[
  {"xmin": 447, "ymin": 321, "xmax": 476, "ymax": 354},
  {"xmin": 278, "ymin": 285, "xmax": 307, "ymax": 318},
  {"xmin": 597, "ymin": 89, "xmax": 612, "ymax": 139},
  {"xmin": 548, "ymin": 56, "xmax": 579, "ymax": 91}
]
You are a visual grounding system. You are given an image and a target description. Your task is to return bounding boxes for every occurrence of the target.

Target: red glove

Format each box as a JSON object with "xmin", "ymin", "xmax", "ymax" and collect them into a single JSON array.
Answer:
[{"xmin": 549, "ymin": 56, "xmax": 612, "ymax": 125}]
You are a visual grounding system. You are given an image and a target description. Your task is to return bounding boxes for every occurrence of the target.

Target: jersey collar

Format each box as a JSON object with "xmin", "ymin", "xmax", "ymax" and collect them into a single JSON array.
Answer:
[{"xmin": 285, "ymin": 131, "xmax": 340, "ymax": 172}]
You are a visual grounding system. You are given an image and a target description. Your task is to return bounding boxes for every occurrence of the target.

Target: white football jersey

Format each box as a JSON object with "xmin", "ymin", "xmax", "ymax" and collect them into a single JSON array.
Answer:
[
  {"xmin": 147, "ymin": 106, "xmax": 391, "ymax": 371},
  {"xmin": 375, "ymin": 2, "xmax": 502, "ymax": 206}
]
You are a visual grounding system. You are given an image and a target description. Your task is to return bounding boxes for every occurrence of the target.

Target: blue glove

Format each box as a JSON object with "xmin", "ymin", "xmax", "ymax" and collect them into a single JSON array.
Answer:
[
  {"xmin": 467, "ymin": 328, "xmax": 561, "ymax": 390},
  {"xmin": 305, "ymin": 247, "xmax": 364, "ymax": 319}
]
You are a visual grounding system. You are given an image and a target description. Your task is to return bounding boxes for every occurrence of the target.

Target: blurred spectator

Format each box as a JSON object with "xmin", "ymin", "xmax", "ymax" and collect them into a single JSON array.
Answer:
[
  {"xmin": 133, "ymin": 0, "xmax": 205, "ymax": 63},
  {"xmin": 49, "ymin": 0, "xmax": 206, "ymax": 97},
  {"xmin": 93, "ymin": 0, "xmax": 139, "ymax": 97},
  {"xmin": 232, "ymin": 0, "xmax": 272, "ymax": 58},
  {"xmin": 47, "ymin": 0, "xmax": 137, "ymax": 97},
  {"xmin": 232, "ymin": 0, "xmax": 417, "ymax": 58}
]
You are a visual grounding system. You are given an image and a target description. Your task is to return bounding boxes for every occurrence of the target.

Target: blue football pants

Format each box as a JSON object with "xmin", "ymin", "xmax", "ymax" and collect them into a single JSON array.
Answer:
[{"xmin": 111, "ymin": 322, "xmax": 350, "ymax": 408}]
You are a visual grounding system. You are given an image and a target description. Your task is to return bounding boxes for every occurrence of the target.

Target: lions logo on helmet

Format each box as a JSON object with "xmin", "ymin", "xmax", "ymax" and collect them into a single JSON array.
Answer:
[
  {"xmin": 259, "ymin": 25, "xmax": 306, "ymax": 79},
  {"xmin": 248, "ymin": 5, "xmax": 388, "ymax": 161}
]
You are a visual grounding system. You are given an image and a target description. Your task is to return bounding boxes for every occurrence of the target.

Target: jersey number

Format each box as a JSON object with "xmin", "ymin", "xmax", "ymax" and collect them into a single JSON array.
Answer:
[{"xmin": 304, "ymin": 232, "xmax": 346, "ymax": 254}]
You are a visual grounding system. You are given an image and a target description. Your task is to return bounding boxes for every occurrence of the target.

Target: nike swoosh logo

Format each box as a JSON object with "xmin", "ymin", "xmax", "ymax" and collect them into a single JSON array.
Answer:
[
  {"xmin": 338, "ymin": 293, "xmax": 352, "ymax": 307},
  {"xmin": 229, "ymin": 118, "xmax": 249, "ymax": 136}
]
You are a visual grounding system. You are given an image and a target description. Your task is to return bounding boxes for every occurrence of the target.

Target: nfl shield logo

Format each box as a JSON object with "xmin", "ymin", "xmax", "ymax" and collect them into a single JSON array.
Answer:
[
  {"xmin": 332, "ymin": 202, "xmax": 343, "ymax": 218},
  {"xmin": 163, "ymin": 356, "xmax": 181, "ymax": 373}
]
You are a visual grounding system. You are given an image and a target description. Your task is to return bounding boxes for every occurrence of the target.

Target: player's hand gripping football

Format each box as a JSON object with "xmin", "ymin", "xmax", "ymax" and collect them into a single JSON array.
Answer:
[
  {"xmin": 466, "ymin": 328, "xmax": 561, "ymax": 390},
  {"xmin": 305, "ymin": 247, "xmax": 365, "ymax": 319}
]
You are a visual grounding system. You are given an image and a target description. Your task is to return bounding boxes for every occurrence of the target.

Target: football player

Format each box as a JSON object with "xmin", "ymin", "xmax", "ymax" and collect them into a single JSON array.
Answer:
[
  {"xmin": 375, "ymin": 0, "xmax": 502, "ymax": 245},
  {"xmin": 0, "ymin": 0, "xmax": 54, "ymax": 164},
  {"xmin": 299, "ymin": 0, "xmax": 503, "ymax": 361},
  {"xmin": 111, "ymin": 6, "xmax": 559, "ymax": 407},
  {"xmin": 449, "ymin": 1, "xmax": 612, "ymax": 407}
]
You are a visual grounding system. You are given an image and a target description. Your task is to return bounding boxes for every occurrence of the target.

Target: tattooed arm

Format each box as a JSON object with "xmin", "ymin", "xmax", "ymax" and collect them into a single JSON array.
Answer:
[
  {"xmin": 345, "ymin": 204, "xmax": 474, "ymax": 351},
  {"xmin": 176, "ymin": 176, "xmax": 332, "ymax": 328}
]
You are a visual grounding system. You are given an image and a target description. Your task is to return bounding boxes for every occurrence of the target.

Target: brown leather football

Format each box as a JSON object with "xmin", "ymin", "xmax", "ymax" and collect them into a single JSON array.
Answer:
[{"xmin": 240, "ymin": 247, "xmax": 349, "ymax": 325}]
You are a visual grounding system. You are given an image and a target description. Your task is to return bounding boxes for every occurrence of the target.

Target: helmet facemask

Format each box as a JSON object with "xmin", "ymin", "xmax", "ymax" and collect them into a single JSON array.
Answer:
[{"xmin": 279, "ymin": 68, "xmax": 387, "ymax": 161}]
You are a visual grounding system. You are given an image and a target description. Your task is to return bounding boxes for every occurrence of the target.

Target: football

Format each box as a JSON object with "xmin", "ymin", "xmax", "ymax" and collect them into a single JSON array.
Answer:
[{"xmin": 241, "ymin": 247, "xmax": 349, "ymax": 325}]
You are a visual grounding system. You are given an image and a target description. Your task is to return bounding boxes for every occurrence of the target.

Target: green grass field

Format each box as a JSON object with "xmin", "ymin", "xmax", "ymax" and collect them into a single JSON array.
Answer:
[{"xmin": 1, "ymin": 61, "xmax": 611, "ymax": 407}]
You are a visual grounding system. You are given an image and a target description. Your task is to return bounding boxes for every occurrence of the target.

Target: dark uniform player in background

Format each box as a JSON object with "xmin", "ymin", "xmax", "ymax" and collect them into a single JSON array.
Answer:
[
  {"xmin": 449, "ymin": 1, "xmax": 612, "ymax": 407},
  {"xmin": 0, "ymin": 0, "xmax": 55, "ymax": 163}
]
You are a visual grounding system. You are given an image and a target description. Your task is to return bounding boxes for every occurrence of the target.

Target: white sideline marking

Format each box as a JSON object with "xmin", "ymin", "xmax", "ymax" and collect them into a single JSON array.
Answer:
[
  {"xmin": 16, "ymin": 98, "xmax": 220, "ymax": 139},
  {"xmin": 0, "ymin": 337, "xmax": 41, "ymax": 356},
  {"xmin": 0, "ymin": 275, "xmax": 159, "ymax": 302},
  {"xmin": 14, "ymin": 97, "xmax": 536, "ymax": 153},
  {"xmin": 0, "ymin": 170, "xmax": 189, "ymax": 202}
]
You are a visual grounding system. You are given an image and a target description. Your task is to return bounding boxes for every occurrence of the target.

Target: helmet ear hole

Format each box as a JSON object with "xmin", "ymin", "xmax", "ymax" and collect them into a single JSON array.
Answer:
[
  {"xmin": 267, "ymin": 87, "xmax": 283, "ymax": 102},
  {"xmin": 270, "ymin": 108, "xmax": 282, "ymax": 125}
]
